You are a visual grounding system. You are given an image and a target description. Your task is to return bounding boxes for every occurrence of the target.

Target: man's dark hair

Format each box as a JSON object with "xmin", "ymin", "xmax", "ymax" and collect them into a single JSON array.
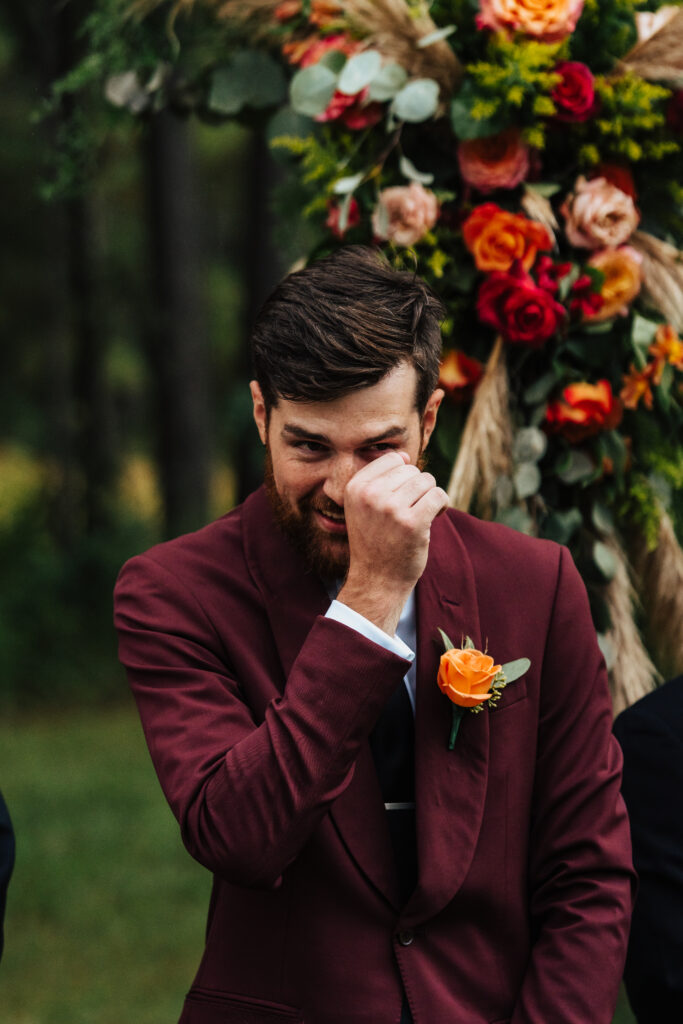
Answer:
[{"xmin": 251, "ymin": 246, "xmax": 445, "ymax": 414}]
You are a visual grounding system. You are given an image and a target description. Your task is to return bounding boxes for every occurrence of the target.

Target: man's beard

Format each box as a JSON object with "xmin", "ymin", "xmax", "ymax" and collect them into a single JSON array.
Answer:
[{"xmin": 264, "ymin": 449, "xmax": 351, "ymax": 580}]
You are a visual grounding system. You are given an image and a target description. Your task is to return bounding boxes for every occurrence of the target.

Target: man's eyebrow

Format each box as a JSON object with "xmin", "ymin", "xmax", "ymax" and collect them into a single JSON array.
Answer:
[{"xmin": 281, "ymin": 424, "xmax": 407, "ymax": 445}]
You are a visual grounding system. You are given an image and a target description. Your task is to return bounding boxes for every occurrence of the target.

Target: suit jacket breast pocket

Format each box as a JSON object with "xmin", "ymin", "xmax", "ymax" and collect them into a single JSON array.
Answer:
[
  {"xmin": 180, "ymin": 989, "xmax": 303, "ymax": 1024},
  {"xmin": 491, "ymin": 674, "xmax": 527, "ymax": 711}
]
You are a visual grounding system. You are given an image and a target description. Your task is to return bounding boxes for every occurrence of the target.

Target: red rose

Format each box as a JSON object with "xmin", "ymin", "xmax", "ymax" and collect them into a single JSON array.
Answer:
[
  {"xmin": 535, "ymin": 255, "xmax": 572, "ymax": 295},
  {"xmin": 593, "ymin": 164, "xmax": 637, "ymax": 200},
  {"xmin": 477, "ymin": 262, "xmax": 566, "ymax": 347},
  {"xmin": 546, "ymin": 380, "xmax": 622, "ymax": 442},
  {"xmin": 316, "ymin": 87, "xmax": 383, "ymax": 129},
  {"xmin": 570, "ymin": 273, "xmax": 604, "ymax": 317},
  {"xmin": 667, "ymin": 91, "xmax": 683, "ymax": 134},
  {"xmin": 325, "ymin": 197, "xmax": 361, "ymax": 239},
  {"xmin": 551, "ymin": 61, "xmax": 596, "ymax": 122}
]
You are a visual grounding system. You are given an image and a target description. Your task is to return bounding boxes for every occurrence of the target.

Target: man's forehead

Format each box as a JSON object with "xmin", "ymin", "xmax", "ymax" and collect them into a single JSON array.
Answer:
[{"xmin": 280, "ymin": 421, "xmax": 410, "ymax": 445}]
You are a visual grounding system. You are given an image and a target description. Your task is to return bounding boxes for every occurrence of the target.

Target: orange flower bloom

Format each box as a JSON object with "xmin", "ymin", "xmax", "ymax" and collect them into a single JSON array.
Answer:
[
  {"xmin": 463, "ymin": 203, "xmax": 553, "ymax": 272},
  {"xmin": 437, "ymin": 647, "xmax": 501, "ymax": 709},
  {"xmin": 309, "ymin": 0, "xmax": 344, "ymax": 26},
  {"xmin": 585, "ymin": 246, "xmax": 642, "ymax": 321},
  {"xmin": 649, "ymin": 324, "xmax": 683, "ymax": 383},
  {"xmin": 546, "ymin": 380, "xmax": 622, "ymax": 441},
  {"xmin": 439, "ymin": 349, "xmax": 483, "ymax": 399},
  {"xmin": 274, "ymin": 0, "xmax": 302, "ymax": 20},
  {"xmin": 620, "ymin": 365, "xmax": 654, "ymax": 410},
  {"xmin": 283, "ymin": 32, "xmax": 359, "ymax": 67},
  {"xmin": 476, "ymin": 0, "xmax": 585, "ymax": 42}
]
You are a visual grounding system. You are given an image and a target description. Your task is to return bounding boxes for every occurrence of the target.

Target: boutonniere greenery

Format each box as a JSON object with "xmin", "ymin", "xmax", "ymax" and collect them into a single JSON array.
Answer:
[{"xmin": 437, "ymin": 630, "xmax": 530, "ymax": 749}]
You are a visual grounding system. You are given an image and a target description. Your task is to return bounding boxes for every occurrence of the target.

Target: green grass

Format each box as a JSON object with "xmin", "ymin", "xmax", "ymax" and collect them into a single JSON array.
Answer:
[
  {"xmin": 0, "ymin": 703, "xmax": 210, "ymax": 1024},
  {"xmin": 0, "ymin": 704, "xmax": 637, "ymax": 1023}
]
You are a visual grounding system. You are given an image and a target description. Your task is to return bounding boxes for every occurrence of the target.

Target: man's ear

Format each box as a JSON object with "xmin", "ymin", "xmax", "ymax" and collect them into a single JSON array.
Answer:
[
  {"xmin": 250, "ymin": 380, "xmax": 268, "ymax": 445},
  {"xmin": 420, "ymin": 387, "xmax": 444, "ymax": 449}
]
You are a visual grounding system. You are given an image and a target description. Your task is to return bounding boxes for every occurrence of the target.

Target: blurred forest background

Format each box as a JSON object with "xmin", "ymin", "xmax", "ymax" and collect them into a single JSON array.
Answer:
[{"xmin": 0, "ymin": 2, "xmax": 636, "ymax": 1021}]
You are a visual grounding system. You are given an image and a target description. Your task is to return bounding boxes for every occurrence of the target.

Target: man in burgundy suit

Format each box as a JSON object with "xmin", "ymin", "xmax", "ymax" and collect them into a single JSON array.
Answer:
[{"xmin": 115, "ymin": 247, "xmax": 634, "ymax": 1024}]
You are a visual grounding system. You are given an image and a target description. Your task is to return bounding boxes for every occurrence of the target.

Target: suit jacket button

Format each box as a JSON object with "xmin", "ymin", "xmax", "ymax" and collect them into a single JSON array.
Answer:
[{"xmin": 397, "ymin": 929, "xmax": 414, "ymax": 946}]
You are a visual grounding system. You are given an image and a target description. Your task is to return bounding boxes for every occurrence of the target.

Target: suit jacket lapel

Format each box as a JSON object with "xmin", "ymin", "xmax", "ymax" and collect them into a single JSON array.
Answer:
[
  {"xmin": 402, "ymin": 511, "xmax": 490, "ymax": 927},
  {"xmin": 242, "ymin": 488, "xmax": 401, "ymax": 910}
]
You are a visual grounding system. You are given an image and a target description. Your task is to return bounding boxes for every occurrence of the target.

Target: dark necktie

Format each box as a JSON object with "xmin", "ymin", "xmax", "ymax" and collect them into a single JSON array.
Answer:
[{"xmin": 369, "ymin": 677, "xmax": 417, "ymax": 904}]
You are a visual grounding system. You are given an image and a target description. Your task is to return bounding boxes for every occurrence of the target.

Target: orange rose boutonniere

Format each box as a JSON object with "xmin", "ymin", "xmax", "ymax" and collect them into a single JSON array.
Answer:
[{"xmin": 438, "ymin": 631, "xmax": 530, "ymax": 748}]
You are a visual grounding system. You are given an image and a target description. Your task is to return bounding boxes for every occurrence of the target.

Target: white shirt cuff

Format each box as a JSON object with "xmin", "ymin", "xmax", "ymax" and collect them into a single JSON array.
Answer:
[{"xmin": 325, "ymin": 599, "xmax": 415, "ymax": 663}]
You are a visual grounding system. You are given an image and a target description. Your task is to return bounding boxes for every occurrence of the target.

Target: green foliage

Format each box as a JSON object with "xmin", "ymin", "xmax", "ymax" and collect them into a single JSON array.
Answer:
[
  {"xmin": 592, "ymin": 73, "xmax": 679, "ymax": 164},
  {"xmin": 618, "ymin": 472, "xmax": 662, "ymax": 549},
  {"xmin": 452, "ymin": 35, "xmax": 563, "ymax": 144},
  {"xmin": 570, "ymin": 0, "xmax": 639, "ymax": 71}
]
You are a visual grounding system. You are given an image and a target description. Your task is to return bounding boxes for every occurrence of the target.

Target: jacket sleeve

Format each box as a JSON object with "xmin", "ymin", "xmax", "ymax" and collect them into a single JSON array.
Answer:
[
  {"xmin": 512, "ymin": 546, "xmax": 636, "ymax": 1024},
  {"xmin": 114, "ymin": 553, "xmax": 410, "ymax": 889}
]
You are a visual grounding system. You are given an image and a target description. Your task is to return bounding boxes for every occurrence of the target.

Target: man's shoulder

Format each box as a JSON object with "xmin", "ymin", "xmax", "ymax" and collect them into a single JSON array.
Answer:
[{"xmin": 116, "ymin": 492, "xmax": 256, "ymax": 597}]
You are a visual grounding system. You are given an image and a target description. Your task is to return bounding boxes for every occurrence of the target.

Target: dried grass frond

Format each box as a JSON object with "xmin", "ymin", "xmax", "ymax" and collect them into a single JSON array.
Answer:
[
  {"xmin": 447, "ymin": 336, "xmax": 512, "ymax": 515},
  {"xmin": 344, "ymin": 0, "xmax": 461, "ymax": 98},
  {"xmin": 619, "ymin": 7, "xmax": 683, "ymax": 82},
  {"xmin": 604, "ymin": 536, "xmax": 659, "ymax": 716},
  {"xmin": 632, "ymin": 231, "xmax": 683, "ymax": 331},
  {"xmin": 629, "ymin": 511, "xmax": 683, "ymax": 680},
  {"xmin": 520, "ymin": 189, "xmax": 559, "ymax": 236}
]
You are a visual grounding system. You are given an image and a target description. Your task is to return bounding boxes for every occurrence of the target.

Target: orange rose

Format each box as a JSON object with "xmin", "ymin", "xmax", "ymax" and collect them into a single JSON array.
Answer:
[
  {"xmin": 585, "ymin": 246, "xmax": 642, "ymax": 321},
  {"xmin": 437, "ymin": 647, "xmax": 501, "ymax": 708},
  {"xmin": 463, "ymin": 203, "xmax": 553, "ymax": 272},
  {"xmin": 546, "ymin": 379, "xmax": 622, "ymax": 441},
  {"xmin": 457, "ymin": 129, "xmax": 530, "ymax": 193},
  {"xmin": 439, "ymin": 349, "xmax": 483, "ymax": 399}
]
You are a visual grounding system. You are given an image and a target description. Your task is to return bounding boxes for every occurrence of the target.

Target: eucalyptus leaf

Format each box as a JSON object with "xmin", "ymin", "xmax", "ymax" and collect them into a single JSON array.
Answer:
[
  {"xmin": 368, "ymin": 62, "xmax": 407, "ymax": 101},
  {"xmin": 417, "ymin": 25, "xmax": 456, "ymax": 47},
  {"xmin": 523, "ymin": 371, "xmax": 558, "ymax": 406},
  {"xmin": 631, "ymin": 313, "xmax": 658, "ymax": 350},
  {"xmin": 513, "ymin": 427, "xmax": 547, "ymax": 464},
  {"xmin": 337, "ymin": 50, "xmax": 381, "ymax": 96},
  {"xmin": 496, "ymin": 506, "xmax": 534, "ymax": 534},
  {"xmin": 514, "ymin": 462, "xmax": 541, "ymax": 500},
  {"xmin": 319, "ymin": 50, "xmax": 347, "ymax": 74},
  {"xmin": 591, "ymin": 501, "xmax": 614, "ymax": 535},
  {"xmin": 500, "ymin": 658, "xmax": 530, "ymax": 684},
  {"xmin": 333, "ymin": 171, "xmax": 364, "ymax": 195},
  {"xmin": 290, "ymin": 63, "xmax": 337, "ymax": 117},
  {"xmin": 593, "ymin": 540, "xmax": 618, "ymax": 581},
  {"xmin": 337, "ymin": 192, "xmax": 353, "ymax": 235},
  {"xmin": 392, "ymin": 78, "xmax": 439, "ymax": 122},
  {"xmin": 494, "ymin": 475, "xmax": 515, "ymax": 510},
  {"xmin": 399, "ymin": 155, "xmax": 434, "ymax": 185},
  {"xmin": 209, "ymin": 51, "xmax": 287, "ymax": 115},
  {"xmin": 542, "ymin": 508, "xmax": 582, "ymax": 544},
  {"xmin": 525, "ymin": 182, "xmax": 561, "ymax": 198},
  {"xmin": 555, "ymin": 449, "xmax": 595, "ymax": 485},
  {"xmin": 438, "ymin": 628, "xmax": 455, "ymax": 651}
]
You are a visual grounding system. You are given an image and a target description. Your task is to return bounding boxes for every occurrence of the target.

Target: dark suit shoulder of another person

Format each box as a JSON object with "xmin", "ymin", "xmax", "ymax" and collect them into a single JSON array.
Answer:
[
  {"xmin": 0, "ymin": 789, "xmax": 15, "ymax": 961},
  {"xmin": 614, "ymin": 675, "xmax": 683, "ymax": 1024}
]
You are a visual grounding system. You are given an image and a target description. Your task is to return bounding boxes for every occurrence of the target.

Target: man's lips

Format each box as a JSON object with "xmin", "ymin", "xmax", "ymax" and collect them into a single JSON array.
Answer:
[{"xmin": 314, "ymin": 509, "xmax": 347, "ymax": 535}]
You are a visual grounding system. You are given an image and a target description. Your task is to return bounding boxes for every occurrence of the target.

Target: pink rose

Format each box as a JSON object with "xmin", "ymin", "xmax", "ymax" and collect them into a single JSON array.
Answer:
[
  {"xmin": 457, "ymin": 129, "xmax": 530, "ymax": 193},
  {"xmin": 560, "ymin": 176, "xmax": 640, "ymax": 249},
  {"xmin": 551, "ymin": 61, "xmax": 596, "ymax": 122},
  {"xmin": 476, "ymin": 0, "xmax": 584, "ymax": 42},
  {"xmin": 372, "ymin": 182, "xmax": 439, "ymax": 246}
]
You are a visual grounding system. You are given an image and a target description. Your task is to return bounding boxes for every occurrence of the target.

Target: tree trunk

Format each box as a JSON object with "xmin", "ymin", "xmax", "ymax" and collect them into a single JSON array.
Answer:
[{"xmin": 144, "ymin": 110, "xmax": 211, "ymax": 538}]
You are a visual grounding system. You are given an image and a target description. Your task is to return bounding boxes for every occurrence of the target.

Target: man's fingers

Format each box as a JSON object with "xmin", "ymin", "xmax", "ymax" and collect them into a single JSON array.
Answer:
[
  {"xmin": 347, "ymin": 450, "xmax": 409, "ymax": 487},
  {"xmin": 414, "ymin": 486, "xmax": 449, "ymax": 521}
]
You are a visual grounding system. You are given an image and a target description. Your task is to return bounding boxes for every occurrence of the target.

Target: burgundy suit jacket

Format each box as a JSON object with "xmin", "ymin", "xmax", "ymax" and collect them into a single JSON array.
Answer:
[{"xmin": 114, "ymin": 486, "xmax": 634, "ymax": 1024}]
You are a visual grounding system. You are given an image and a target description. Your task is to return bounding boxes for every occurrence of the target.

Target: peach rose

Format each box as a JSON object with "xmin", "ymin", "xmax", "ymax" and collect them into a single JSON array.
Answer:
[
  {"xmin": 457, "ymin": 129, "xmax": 530, "ymax": 193},
  {"xmin": 438, "ymin": 647, "xmax": 501, "ymax": 708},
  {"xmin": 463, "ymin": 202, "xmax": 553, "ymax": 272},
  {"xmin": 561, "ymin": 176, "xmax": 640, "ymax": 250},
  {"xmin": 476, "ymin": 0, "xmax": 584, "ymax": 42},
  {"xmin": 372, "ymin": 182, "xmax": 439, "ymax": 246},
  {"xmin": 586, "ymin": 246, "xmax": 642, "ymax": 321}
]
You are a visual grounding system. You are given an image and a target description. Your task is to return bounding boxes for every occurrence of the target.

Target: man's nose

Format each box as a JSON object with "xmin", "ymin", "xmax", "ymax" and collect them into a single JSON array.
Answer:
[{"xmin": 321, "ymin": 456, "xmax": 358, "ymax": 508}]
